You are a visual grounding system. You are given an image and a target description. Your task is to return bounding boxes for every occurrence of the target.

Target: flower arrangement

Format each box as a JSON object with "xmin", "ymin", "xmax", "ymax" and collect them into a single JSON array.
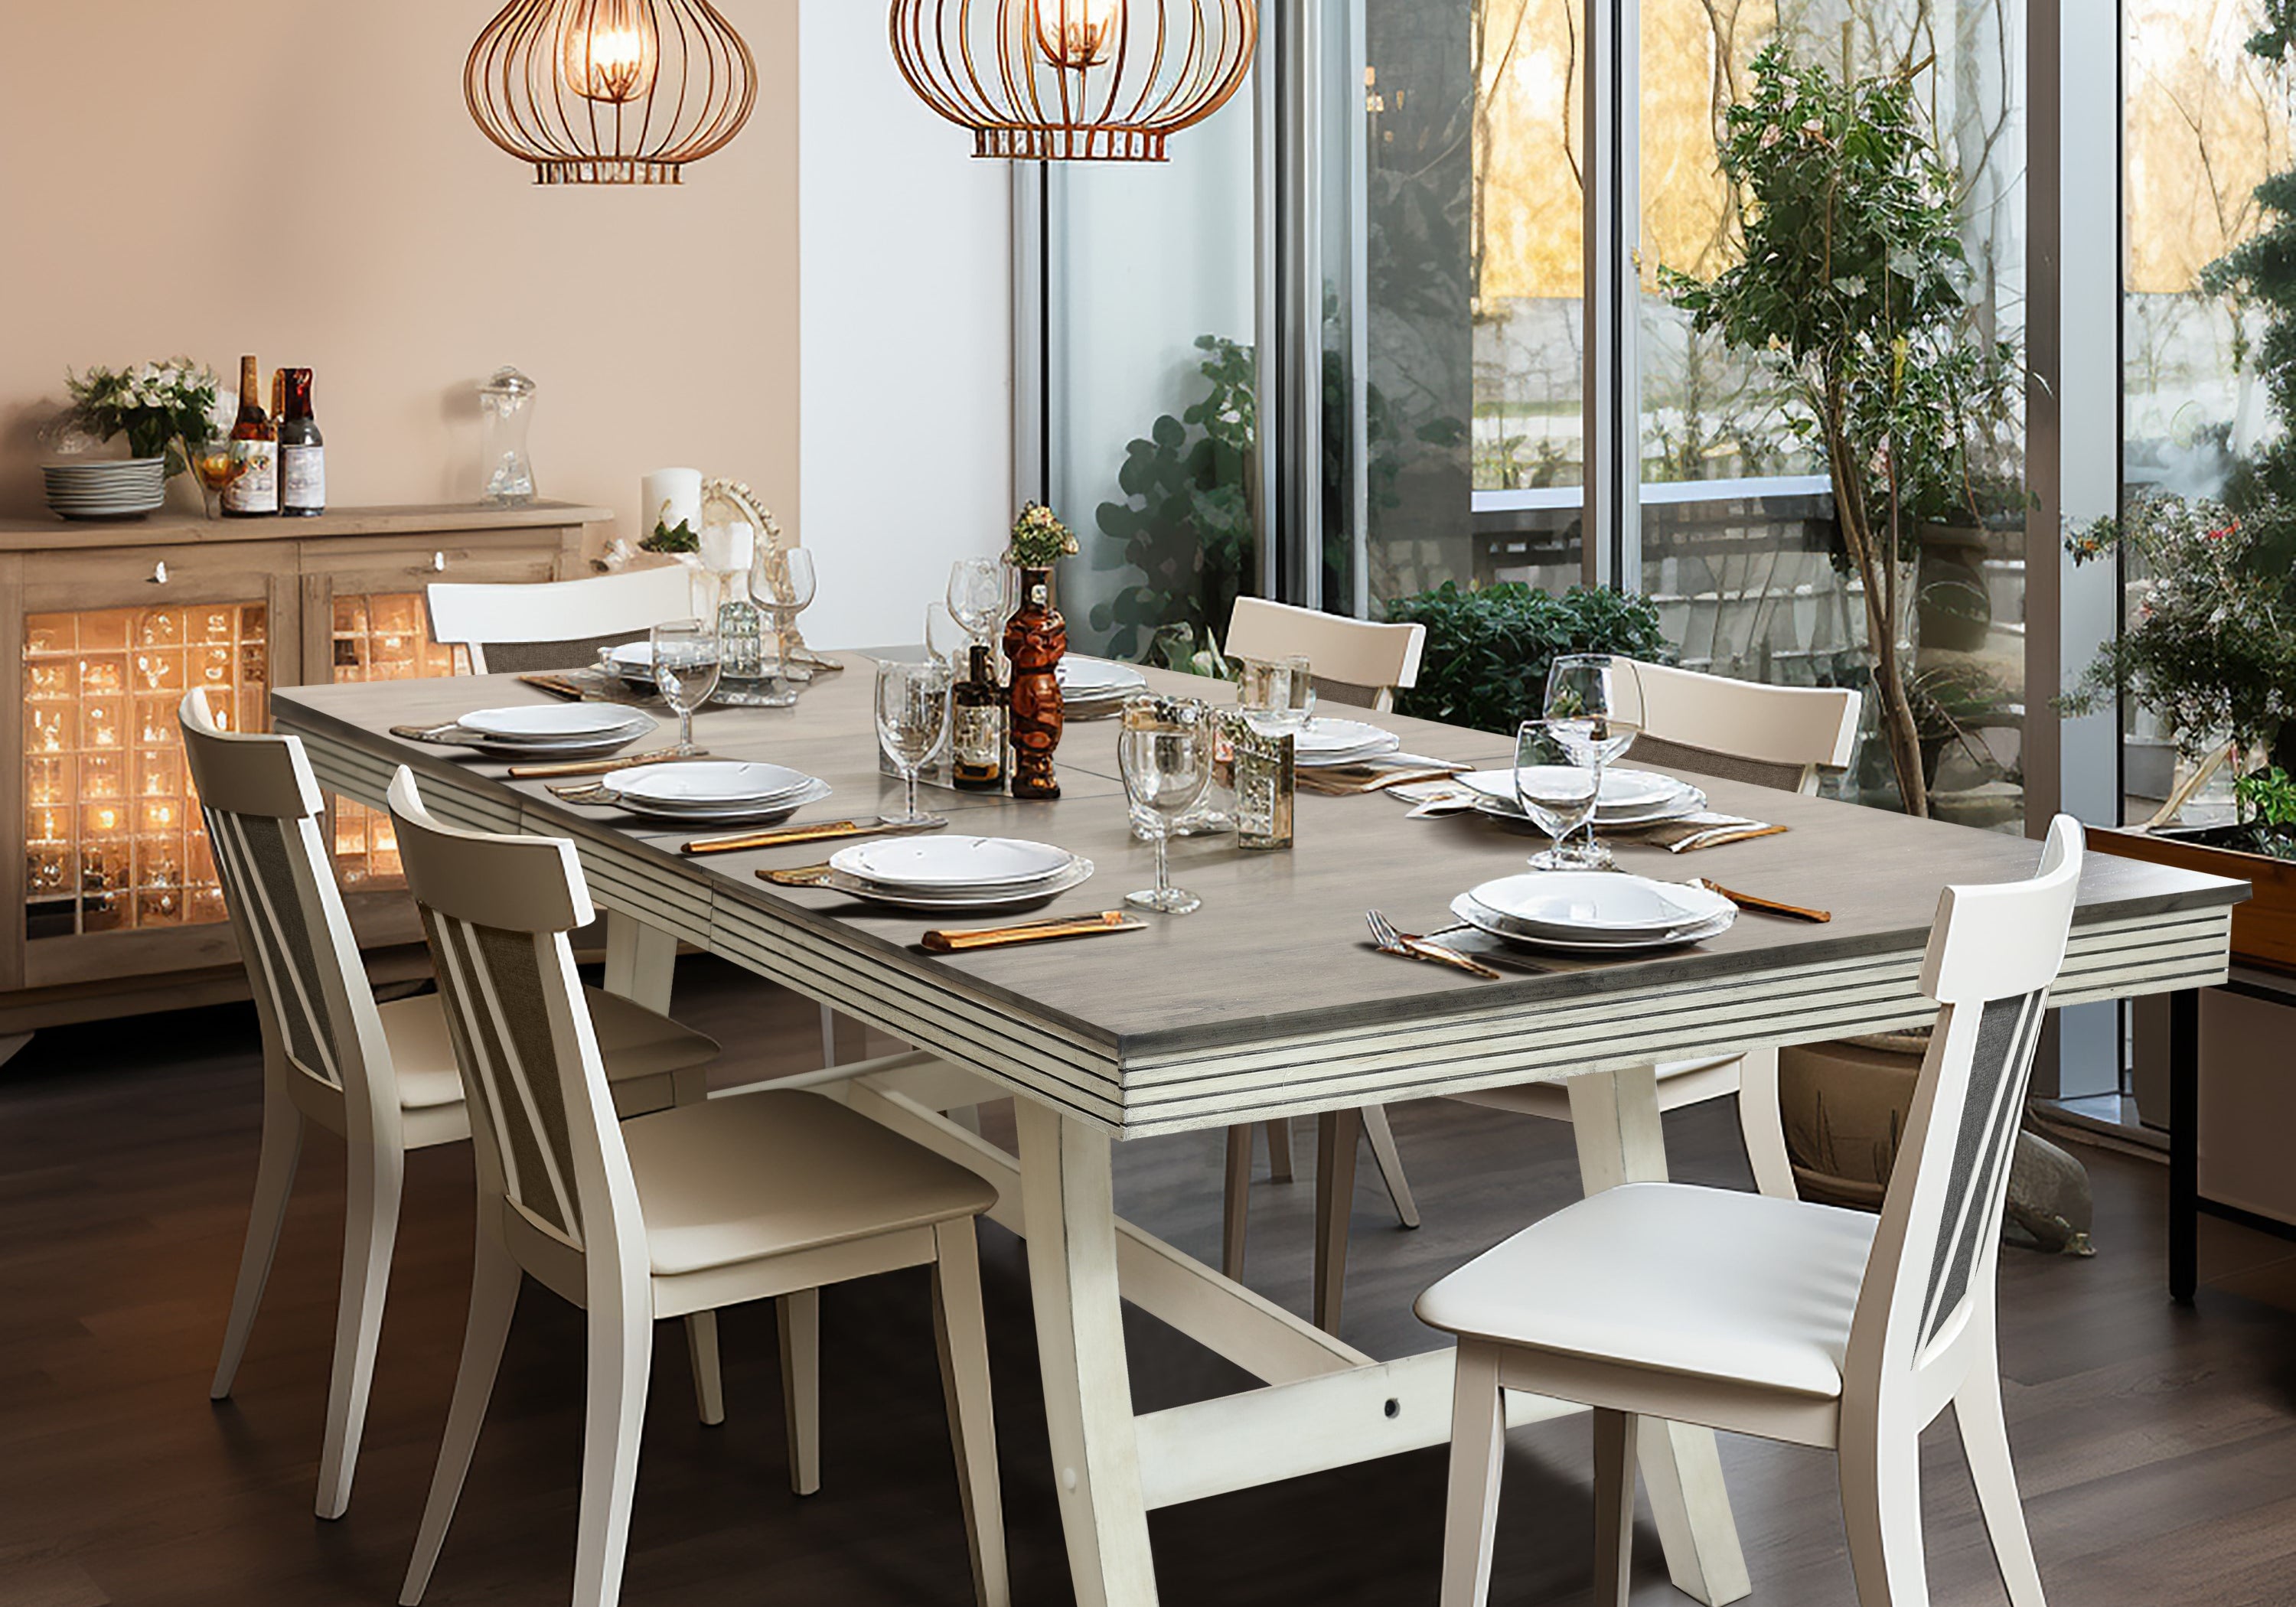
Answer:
[
  {"xmin": 1008, "ymin": 500, "xmax": 1079, "ymax": 568},
  {"xmin": 62, "ymin": 360, "xmax": 223, "ymax": 476}
]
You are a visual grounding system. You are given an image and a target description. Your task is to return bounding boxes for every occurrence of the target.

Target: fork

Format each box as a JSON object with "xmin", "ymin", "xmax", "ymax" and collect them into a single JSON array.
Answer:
[{"xmin": 1365, "ymin": 910, "xmax": 1505, "ymax": 980}]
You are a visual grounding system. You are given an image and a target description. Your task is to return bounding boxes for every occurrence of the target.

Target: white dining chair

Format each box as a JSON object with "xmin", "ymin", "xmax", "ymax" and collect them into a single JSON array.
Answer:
[
  {"xmin": 1217, "ymin": 596, "xmax": 1430, "ymax": 1283},
  {"xmin": 1303, "ymin": 660, "xmax": 1861, "ymax": 1334},
  {"xmin": 183, "ymin": 689, "xmax": 724, "ymax": 1522},
  {"xmin": 387, "ymin": 768, "xmax": 1009, "ymax": 1607},
  {"xmin": 426, "ymin": 563, "xmax": 703, "ymax": 676},
  {"xmin": 1420, "ymin": 816, "xmax": 2085, "ymax": 1607}
]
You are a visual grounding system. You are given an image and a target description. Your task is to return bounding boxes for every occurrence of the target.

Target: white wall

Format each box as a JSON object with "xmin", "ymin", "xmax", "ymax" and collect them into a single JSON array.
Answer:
[{"xmin": 798, "ymin": 1, "xmax": 1014, "ymax": 649}]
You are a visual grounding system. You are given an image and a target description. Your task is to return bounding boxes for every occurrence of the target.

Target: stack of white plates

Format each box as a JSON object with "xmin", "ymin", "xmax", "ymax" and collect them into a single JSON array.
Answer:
[
  {"xmin": 456, "ymin": 705, "xmax": 657, "ymax": 757},
  {"xmin": 823, "ymin": 836, "xmax": 1094, "ymax": 911},
  {"xmin": 1293, "ymin": 717, "xmax": 1404, "ymax": 769},
  {"xmin": 1058, "ymin": 657, "xmax": 1150, "ymax": 719},
  {"xmin": 1456, "ymin": 767, "xmax": 1707, "ymax": 829},
  {"xmin": 1450, "ymin": 872, "xmax": 1737, "ymax": 953},
  {"xmin": 600, "ymin": 760, "xmax": 829, "ymax": 823},
  {"xmin": 44, "ymin": 459, "xmax": 167, "ymax": 520}
]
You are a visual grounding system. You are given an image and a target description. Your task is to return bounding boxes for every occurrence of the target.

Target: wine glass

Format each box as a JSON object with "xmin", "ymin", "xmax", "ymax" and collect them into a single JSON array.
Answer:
[
  {"xmin": 1514, "ymin": 722, "xmax": 1601, "ymax": 870},
  {"xmin": 1544, "ymin": 654, "xmax": 1643, "ymax": 867},
  {"xmin": 925, "ymin": 602, "xmax": 972, "ymax": 672},
  {"xmin": 876, "ymin": 659, "xmax": 954, "ymax": 828},
  {"xmin": 947, "ymin": 556, "xmax": 1006, "ymax": 647},
  {"xmin": 752, "ymin": 546, "xmax": 819, "ymax": 683},
  {"xmin": 651, "ymin": 618, "xmax": 721, "ymax": 755},
  {"xmin": 1119, "ymin": 697, "xmax": 1215, "ymax": 915}
]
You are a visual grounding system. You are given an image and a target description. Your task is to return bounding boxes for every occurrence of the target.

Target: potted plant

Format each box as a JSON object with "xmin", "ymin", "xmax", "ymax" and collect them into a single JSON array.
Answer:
[
  {"xmin": 1663, "ymin": 45, "xmax": 2021, "ymax": 819},
  {"xmin": 2064, "ymin": 495, "xmax": 2294, "ymax": 970}
]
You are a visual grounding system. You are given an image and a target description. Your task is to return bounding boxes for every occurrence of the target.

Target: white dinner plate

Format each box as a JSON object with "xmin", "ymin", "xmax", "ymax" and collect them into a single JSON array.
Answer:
[
  {"xmin": 1459, "ymin": 767, "xmax": 1687, "ymax": 811},
  {"xmin": 1290, "ymin": 718, "xmax": 1403, "ymax": 769},
  {"xmin": 1058, "ymin": 658, "xmax": 1150, "ymax": 696},
  {"xmin": 599, "ymin": 642, "xmax": 660, "ymax": 683},
  {"xmin": 1450, "ymin": 894, "xmax": 1736, "ymax": 953},
  {"xmin": 1471, "ymin": 787, "xmax": 1709, "ymax": 831},
  {"xmin": 1467, "ymin": 872, "xmax": 1733, "ymax": 936},
  {"xmin": 819, "ymin": 856, "xmax": 1097, "ymax": 911},
  {"xmin": 459, "ymin": 704, "xmax": 655, "ymax": 742},
  {"xmin": 833, "ymin": 836, "xmax": 1075, "ymax": 892},
  {"xmin": 607, "ymin": 761, "xmax": 816, "ymax": 810},
  {"xmin": 461, "ymin": 728, "xmax": 651, "ymax": 758},
  {"xmin": 611, "ymin": 777, "xmax": 833, "ymax": 824}
]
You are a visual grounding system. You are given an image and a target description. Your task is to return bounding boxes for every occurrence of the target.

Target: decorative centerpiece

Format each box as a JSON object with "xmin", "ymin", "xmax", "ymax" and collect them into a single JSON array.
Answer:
[
  {"xmin": 1003, "ymin": 500, "xmax": 1079, "ymax": 800},
  {"xmin": 51, "ymin": 360, "xmax": 222, "ymax": 520}
]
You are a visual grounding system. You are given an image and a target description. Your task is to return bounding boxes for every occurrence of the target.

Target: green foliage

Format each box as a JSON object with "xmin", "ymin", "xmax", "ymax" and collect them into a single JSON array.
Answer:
[
  {"xmin": 2060, "ymin": 495, "xmax": 2296, "ymax": 770},
  {"xmin": 1384, "ymin": 582, "xmax": 1671, "ymax": 736},
  {"xmin": 64, "ymin": 360, "xmax": 221, "ymax": 477},
  {"xmin": 642, "ymin": 517, "xmax": 699, "ymax": 555},
  {"xmin": 1008, "ymin": 500, "xmax": 1081, "ymax": 567},
  {"xmin": 1091, "ymin": 336, "xmax": 1257, "ymax": 663},
  {"xmin": 1662, "ymin": 44, "xmax": 2021, "ymax": 817},
  {"xmin": 2237, "ymin": 765, "xmax": 2296, "ymax": 830}
]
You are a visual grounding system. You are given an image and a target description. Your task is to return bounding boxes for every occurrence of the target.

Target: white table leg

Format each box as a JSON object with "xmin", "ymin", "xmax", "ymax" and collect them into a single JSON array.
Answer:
[
  {"xmin": 1566, "ymin": 1067, "xmax": 1753, "ymax": 1607},
  {"xmin": 602, "ymin": 910, "xmax": 677, "ymax": 1012},
  {"xmin": 1015, "ymin": 1100, "xmax": 1158, "ymax": 1607}
]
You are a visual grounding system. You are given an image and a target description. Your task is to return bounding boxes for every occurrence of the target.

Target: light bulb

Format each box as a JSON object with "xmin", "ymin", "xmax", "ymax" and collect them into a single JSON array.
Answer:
[
  {"xmin": 1034, "ymin": 0, "xmax": 1122, "ymax": 70},
  {"xmin": 563, "ymin": 0, "xmax": 659, "ymax": 103}
]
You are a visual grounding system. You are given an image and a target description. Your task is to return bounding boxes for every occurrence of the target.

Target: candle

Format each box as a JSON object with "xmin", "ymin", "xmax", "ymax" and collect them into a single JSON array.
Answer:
[{"xmin": 641, "ymin": 468, "xmax": 704, "ymax": 539}]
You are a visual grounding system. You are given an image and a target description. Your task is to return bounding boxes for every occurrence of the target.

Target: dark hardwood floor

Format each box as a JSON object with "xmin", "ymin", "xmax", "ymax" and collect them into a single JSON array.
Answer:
[{"xmin": 6, "ymin": 957, "xmax": 2296, "ymax": 1605}]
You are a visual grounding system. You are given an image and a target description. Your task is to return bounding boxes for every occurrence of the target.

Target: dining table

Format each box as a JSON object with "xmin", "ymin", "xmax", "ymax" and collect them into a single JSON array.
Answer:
[{"xmin": 272, "ymin": 654, "xmax": 2247, "ymax": 1607}]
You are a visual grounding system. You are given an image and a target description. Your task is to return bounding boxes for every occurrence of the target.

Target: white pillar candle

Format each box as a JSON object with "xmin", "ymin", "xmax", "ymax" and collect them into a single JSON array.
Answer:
[{"xmin": 641, "ymin": 467, "xmax": 704, "ymax": 536}]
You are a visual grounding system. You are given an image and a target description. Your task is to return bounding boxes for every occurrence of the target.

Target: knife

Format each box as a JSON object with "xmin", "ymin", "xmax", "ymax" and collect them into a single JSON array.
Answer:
[
  {"xmin": 687, "ymin": 817, "xmax": 947, "ymax": 857},
  {"xmin": 511, "ymin": 748, "xmax": 696, "ymax": 781},
  {"xmin": 922, "ymin": 912, "xmax": 1144, "ymax": 953},
  {"xmin": 1695, "ymin": 878, "xmax": 1832, "ymax": 924}
]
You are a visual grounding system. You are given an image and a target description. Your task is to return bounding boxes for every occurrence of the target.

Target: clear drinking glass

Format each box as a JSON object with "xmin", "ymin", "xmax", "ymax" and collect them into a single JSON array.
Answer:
[
  {"xmin": 1515, "ymin": 722, "xmax": 1601, "ymax": 871},
  {"xmin": 1235, "ymin": 654, "xmax": 1316, "ymax": 730},
  {"xmin": 752, "ymin": 546, "xmax": 819, "ymax": 683},
  {"xmin": 876, "ymin": 659, "xmax": 954, "ymax": 828},
  {"xmin": 947, "ymin": 556, "xmax": 1006, "ymax": 646},
  {"xmin": 925, "ymin": 602, "xmax": 971, "ymax": 671},
  {"xmin": 1119, "ymin": 696, "xmax": 1215, "ymax": 915},
  {"xmin": 1544, "ymin": 654, "xmax": 1642, "ymax": 866},
  {"xmin": 651, "ymin": 618, "xmax": 721, "ymax": 755}
]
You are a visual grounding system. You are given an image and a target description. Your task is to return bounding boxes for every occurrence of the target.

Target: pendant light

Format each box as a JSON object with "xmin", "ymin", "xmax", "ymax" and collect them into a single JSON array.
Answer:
[
  {"xmin": 466, "ymin": 0, "xmax": 757, "ymax": 184},
  {"xmin": 890, "ymin": 0, "xmax": 1259, "ymax": 163}
]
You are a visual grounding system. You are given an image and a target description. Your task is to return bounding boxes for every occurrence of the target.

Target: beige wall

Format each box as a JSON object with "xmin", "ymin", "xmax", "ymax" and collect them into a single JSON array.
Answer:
[{"xmin": 0, "ymin": 0, "xmax": 801, "ymax": 546}]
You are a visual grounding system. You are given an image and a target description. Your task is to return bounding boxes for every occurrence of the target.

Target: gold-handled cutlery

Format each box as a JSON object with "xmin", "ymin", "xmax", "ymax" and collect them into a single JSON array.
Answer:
[
  {"xmin": 1694, "ymin": 878, "xmax": 1832, "ymax": 924},
  {"xmin": 1365, "ymin": 909, "xmax": 1506, "ymax": 980},
  {"xmin": 761, "ymin": 863, "xmax": 837, "ymax": 888},
  {"xmin": 687, "ymin": 817, "xmax": 947, "ymax": 858},
  {"xmin": 921, "ymin": 911, "xmax": 1145, "ymax": 953},
  {"xmin": 390, "ymin": 722, "xmax": 476, "ymax": 745},
  {"xmin": 515, "ymin": 748, "xmax": 698, "ymax": 781},
  {"xmin": 1665, "ymin": 823, "xmax": 1789, "ymax": 852}
]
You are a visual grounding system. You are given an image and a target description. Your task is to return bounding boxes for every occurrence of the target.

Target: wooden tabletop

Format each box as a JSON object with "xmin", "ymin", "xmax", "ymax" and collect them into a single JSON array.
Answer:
[{"xmin": 275, "ymin": 658, "xmax": 2251, "ymax": 1134}]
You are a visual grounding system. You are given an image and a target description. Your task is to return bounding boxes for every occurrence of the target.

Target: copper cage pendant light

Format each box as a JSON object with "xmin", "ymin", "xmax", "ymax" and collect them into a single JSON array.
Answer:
[
  {"xmin": 466, "ymin": 0, "xmax": 757, "ymax": 184},
  {"xmin": 891, "ymin": 0, "xmax": 1259, "ymax": 163}
]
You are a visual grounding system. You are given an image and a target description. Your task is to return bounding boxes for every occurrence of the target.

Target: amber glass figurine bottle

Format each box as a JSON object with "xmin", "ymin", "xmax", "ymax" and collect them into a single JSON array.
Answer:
[{"xmin": 1003, "ymin": 501, "xmax": 1077, "ymax": 800}]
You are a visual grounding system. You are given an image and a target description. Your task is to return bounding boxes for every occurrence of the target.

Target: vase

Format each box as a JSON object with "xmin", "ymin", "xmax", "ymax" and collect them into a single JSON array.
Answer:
[{"xmin": 1003, "ymin": 564, "xmax": 1066, "ymax": 800}]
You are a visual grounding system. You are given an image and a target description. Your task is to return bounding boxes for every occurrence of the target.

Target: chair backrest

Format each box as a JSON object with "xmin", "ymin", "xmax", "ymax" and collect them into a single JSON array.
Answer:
[
  {"xmin": 1224, "ymin": 597, "xmax": 1427, "ymax": 713},
  {"xmin": 387, "ymin": 768, "xmax": 641, "ymax": 1281},
  {"xmin": 427, "ymin": 566, "xmax": 703, "ymax": 676},
  {"xmin": 179, "ymin": 689, "xmax": 395, "ymax": 1137},
  {"xmin": 1619, "ymin": 659, "xmax": 1861, "ymax": 796},
  {"xmin": 1848, "ymin": 816, "xmax": 2085, "ymax": 1397}
]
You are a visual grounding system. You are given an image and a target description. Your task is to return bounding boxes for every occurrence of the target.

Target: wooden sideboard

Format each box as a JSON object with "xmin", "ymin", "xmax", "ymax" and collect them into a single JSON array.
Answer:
[{"xmin": 0, "ymin": 501, "xmax": 609, "ymax": 1033}]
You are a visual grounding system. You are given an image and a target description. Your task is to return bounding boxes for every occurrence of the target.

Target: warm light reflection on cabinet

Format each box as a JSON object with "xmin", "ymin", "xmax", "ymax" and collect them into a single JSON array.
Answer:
[
  {"xmin": 24, "ymin": 605, "xmax": 268, "ymax": 938},
  {"xmin": 331, "ymin": 592, "xmax": 463, "ymax": 888}
]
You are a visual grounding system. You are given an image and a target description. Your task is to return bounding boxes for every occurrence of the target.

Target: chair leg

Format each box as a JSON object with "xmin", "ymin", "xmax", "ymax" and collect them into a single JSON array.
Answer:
[
  {"xmin": 1221, "ymin": 1125, "xmax": 1254, "ymax": 1283},
  {"xmin": 1735, "ymin": 1048, "xmax": 1798, "ymax": 1200},
  {"xmin": 1593, "ymin": 1409, "xmax": 1639, "ymax": 1607},
  {"xmin": 572, "ymin": 1296, "xmax": 654, "ymax": 1607},
  {"xmin": 315, "ymin": 1134, "xmax": 403, "ymax": 1521},
  {"xmin": 211, "ymin": 1077, "xmax": 305, "ymax": 1401},
  {"xmin": 1955, "ymin": 1361, "xmax": 2047, "ymax": 1607},
  {"xmin": 400, "ymin": 1225, "xmax": 522, "ymax": 1606},
  {"xmin": 1313, "ymin": 1107, "xmax": 1362, "ymax": 1336},
  {"xmin": 778, "ymin": 1289, "xmax": 821, "ymax": 1496},
  {"xmin": 1263, "ymin": 1117, "xmax": 1294, "ymax": 1182},
  {"xmin": 1439, "ymin": 1341, "xmax": 1507, "ymax": 1607},
  {"xmin": 1361, "ymin": 1105, "xmax": 1421, "ymax": 1229},
  {"xmin": 684, "ymin": 1312, "xmax": 726, "ymax": 1426},
  {"xmin": 932, "ymin": 1219, "xmax": 1012, "ymax": 1607},
  {"xmin": 1839, "ymin": 1412, "xmax": 1929, "ymax": 1607}
]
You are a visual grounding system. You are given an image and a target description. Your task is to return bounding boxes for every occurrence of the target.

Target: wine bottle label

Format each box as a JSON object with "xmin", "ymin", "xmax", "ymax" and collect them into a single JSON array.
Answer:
[
  {"xmin": 223, "ymin": 442, "xmax": 278, "ymax": 513},
  {"xmin": 954, "ymin": 705, "xmax": 1003, "ymax": 771},
  {"xmin": 281, "ymin": 445, "xmax": 325, "ymax": 510}
]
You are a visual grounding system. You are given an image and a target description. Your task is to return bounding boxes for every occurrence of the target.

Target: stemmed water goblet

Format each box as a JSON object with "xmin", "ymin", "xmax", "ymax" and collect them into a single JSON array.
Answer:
[
  {"xmin": 1119, "ymin": 696, "xmax": 1215, "ymax": 915},
  {"xmin": 1513, "ymin": 722, "xmax": 1601, "ymax": 870},
  {"xmin": 752, "ymin": 546, "xmax": 819, "ymax": 684},
  {"xmin": 1543, "ymin": 654, "xmax": 1643, "ymax": 870},
  {"xmin": 876, "ymin": 659, "xmax": 954, "ymax": 829},
  {"xmin": 651, "ymin": 618, "xmax": 722, "ymax": 756},
  {"xmin": 947, "ymin": 556, "xmax": 1006, "ymax": 648}
]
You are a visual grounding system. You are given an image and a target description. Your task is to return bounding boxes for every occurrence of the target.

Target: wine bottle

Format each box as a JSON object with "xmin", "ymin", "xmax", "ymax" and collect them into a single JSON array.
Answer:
[
  {"xmin": 221, "ymin": 356, "xmax": 279, "ymax": 517},
  {"xmin": 951, "ymin": 644, "xmax": 1006, "ymax": 792},
  {"xmin": 278, "ymin": 369, "xmax": 326, "ymax": 517}
]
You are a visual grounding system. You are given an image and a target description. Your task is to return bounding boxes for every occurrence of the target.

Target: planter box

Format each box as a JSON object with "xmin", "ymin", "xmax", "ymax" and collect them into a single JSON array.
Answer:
[{"xmin": 2096, "ymin": 825, "xmax": 2283, "ymax": 973}]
